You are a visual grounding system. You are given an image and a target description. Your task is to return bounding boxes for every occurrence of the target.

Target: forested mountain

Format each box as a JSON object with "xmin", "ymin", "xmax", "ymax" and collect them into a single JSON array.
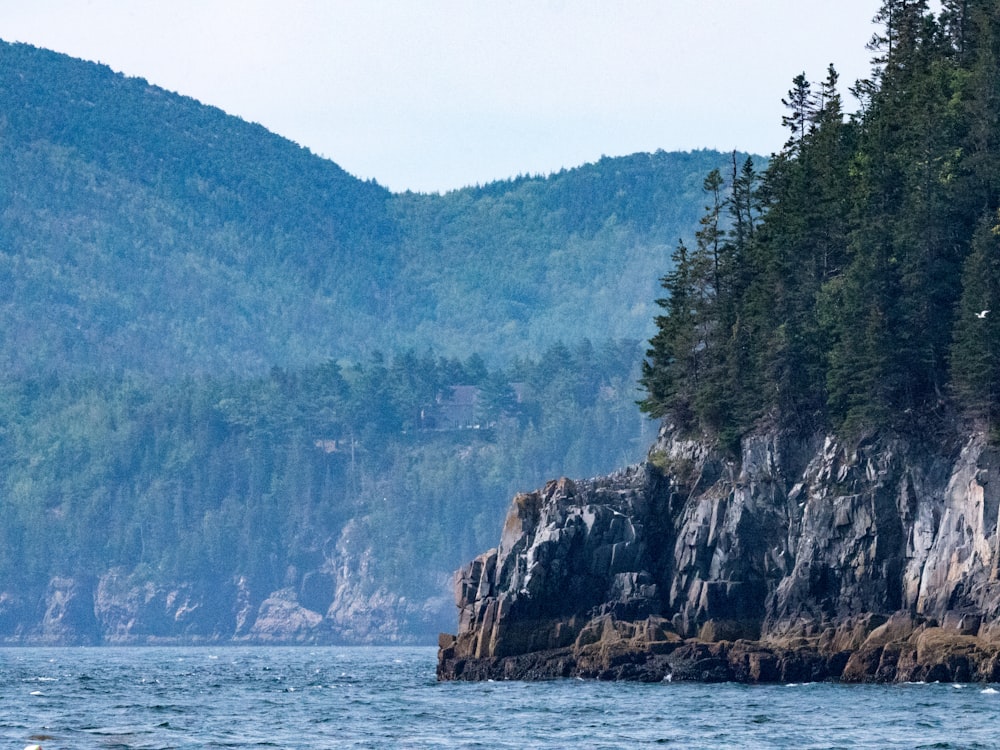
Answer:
[
  {"xmin": 0, "ymin": 40, "xmax": 740, "ymax": 642},
  {"xmin": 0, "ymin": 42, "xmax": 393, "ymax": 376},
  {"xmin": 0, "ymin": 40, "xmax": 740, "ymax": 375},
  {"xmin": 641, "ymin": 0, "xmax": 1000, "ymax": 447}
]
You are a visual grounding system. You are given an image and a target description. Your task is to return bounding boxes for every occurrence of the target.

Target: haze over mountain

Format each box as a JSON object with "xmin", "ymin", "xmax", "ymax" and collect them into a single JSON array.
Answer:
[{"xmin": 0, "ymin": 40, "xmax": 748, "ymax": 377}]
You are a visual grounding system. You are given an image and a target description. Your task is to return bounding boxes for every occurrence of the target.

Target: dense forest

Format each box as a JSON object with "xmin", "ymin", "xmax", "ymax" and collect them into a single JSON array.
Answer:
[{"xmin": 641, "ymin": 0, "xmax": 1000, "ymax": 447}]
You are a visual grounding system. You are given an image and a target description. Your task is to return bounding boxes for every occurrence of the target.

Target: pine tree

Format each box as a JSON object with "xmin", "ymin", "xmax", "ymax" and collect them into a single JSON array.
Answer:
[
  {"xmin": 728, "ymin": 154, "xmax": 760, "ymax": 256},
  {"xmin": 737, "ymin": 67, "xmax": 852, "ymax": 431},
  {"xmin": 941, "ymin": 0, "xmax": 973, "ymax": 59},
  {"xmin": 640, "ymin": 2, "xmax": 1000, "ymax": 441},
  {"xmin": 821, "ymin": 0, "xmax": 963, "ymax": 427},
  {"xmin": 959, "ymin": 0, "xmax": 1000, "ymax": 215},
  {"xmin": 781, "ymin": 73, "xmax": 816, "ymax": 153},
  {"xmin": 640, "ymin": 239, "xmax": 698, "ymax": 426}
]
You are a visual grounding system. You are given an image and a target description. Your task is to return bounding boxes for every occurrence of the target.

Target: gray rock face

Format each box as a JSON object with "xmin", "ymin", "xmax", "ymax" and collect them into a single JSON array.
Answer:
[
  {"xmin": 439, "ymin": 425, "xmax": 1000, "ymax": 681},
  {"xmin": 0, "ymin": 516, "xmax": 451, "ymax": 645},
  {"xmin": 40, "ymin": 576, "xmax": 100, "ymax": 645}
]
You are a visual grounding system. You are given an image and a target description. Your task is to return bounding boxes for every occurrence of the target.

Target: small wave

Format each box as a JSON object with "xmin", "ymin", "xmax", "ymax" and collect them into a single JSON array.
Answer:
[
  {"xmin": 29, "ymin": 690, "xmax": 44, "ymax": 696},
  {"xmin": 981, "ymin": 687, "xmax": 999, "ymax": 695}
]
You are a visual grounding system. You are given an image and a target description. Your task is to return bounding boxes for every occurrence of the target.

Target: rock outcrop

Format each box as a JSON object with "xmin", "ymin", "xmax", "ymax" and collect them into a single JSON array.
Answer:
[{"xmin": 438, "ymin": 424, "xmax": 1000, "ymax": 682}]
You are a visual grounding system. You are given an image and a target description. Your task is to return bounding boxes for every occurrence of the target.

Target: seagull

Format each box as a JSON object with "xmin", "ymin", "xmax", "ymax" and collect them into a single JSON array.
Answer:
[{"xmin": 977, "ymin": 310, "xmax": 990, "ymax": 319}]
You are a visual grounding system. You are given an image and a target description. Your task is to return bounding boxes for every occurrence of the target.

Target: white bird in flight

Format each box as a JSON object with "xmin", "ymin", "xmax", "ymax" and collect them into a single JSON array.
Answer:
[{"xmin": 977, "ymin": 310, "xmax": 990, "ymax": 319}]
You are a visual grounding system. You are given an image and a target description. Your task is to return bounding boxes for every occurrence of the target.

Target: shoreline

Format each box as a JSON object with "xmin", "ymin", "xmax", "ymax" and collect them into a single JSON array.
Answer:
[{"xmin": 438, "ymin": 612, "xmax": 1000, "ymax": 684}]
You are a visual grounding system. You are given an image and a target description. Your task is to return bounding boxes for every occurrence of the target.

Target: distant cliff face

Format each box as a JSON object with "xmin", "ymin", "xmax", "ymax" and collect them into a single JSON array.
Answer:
[
  {"xmin": 438, "ymin": 423, "xmax": 1000, "ymax": 682},
  {"xmin": 0, "ymin": 519, "xmax": 452, "ymax": 646}
]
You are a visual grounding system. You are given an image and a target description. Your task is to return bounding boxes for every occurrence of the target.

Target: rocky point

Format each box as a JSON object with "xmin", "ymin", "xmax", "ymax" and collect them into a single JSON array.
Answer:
[{"xmin": 438, "ymin": 422, "xmax": 1000, "ymax": 682}]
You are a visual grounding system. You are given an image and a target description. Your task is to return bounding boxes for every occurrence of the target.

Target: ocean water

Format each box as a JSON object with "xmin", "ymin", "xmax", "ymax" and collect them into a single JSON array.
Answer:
[{"xmin": 1, "ymin": 646, "xmax": 997, "ymax": 749}]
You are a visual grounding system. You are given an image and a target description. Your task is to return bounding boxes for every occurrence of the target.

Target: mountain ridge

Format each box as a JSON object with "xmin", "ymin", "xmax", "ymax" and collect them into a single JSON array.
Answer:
[{"xmin": 0, "ymin": 39, "xmax": 751, "ymax": 376}]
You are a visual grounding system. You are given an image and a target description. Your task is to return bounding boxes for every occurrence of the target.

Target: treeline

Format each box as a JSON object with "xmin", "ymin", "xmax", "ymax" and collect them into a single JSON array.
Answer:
[
  {"xmin": 0, "ymin": 339, "xmax": 653, "ymax": 604},
  {"xmin": 641, "ymin": 0, "xmax": 1000, "ymax": 444}
]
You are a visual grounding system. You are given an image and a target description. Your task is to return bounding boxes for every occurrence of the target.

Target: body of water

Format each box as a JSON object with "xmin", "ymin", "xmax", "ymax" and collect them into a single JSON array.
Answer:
[{"xmin": 1, "ymin": 646, "xmax": 997, "ymax": 748}]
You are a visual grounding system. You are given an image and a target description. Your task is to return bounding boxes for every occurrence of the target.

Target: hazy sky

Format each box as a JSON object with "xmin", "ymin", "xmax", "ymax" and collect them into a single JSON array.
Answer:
[{"xmin": 2, "ymin": 1, "xmax": 883, "ymax": 193}]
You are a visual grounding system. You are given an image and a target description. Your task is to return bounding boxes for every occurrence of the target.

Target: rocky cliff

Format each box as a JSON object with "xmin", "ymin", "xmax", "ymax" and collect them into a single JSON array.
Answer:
[
  {"xmin": 0, "ymin": 518, "xmax": 451, "ymax": 646},
  {"xmin": 438, "ymin": 423, "xmax": 1000, "ymax": 682}
]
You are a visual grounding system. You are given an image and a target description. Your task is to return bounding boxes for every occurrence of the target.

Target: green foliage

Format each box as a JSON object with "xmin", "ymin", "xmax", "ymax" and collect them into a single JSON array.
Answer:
[
  {"xmin": 641, "ymin": 0, "xmax": 1000, "ymax": 441},
  {"xmin": 640, "ymin": 159, "xmax": 762, "ymax": 444}
]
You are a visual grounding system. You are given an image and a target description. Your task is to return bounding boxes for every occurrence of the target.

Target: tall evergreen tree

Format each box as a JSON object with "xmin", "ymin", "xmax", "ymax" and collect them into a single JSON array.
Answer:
[
  {"xmin": 640, "ymin": 239, "xmax": 698, "ymax": 426},
  {"xmin": 941, "ymin": 0, "xmax": 974, "ymax": 59},
  {"xmin": 958, "ymin": 0, "xmax": 1000, "ymax": 216},
  {"xmin": 781, "ymin": 73, "xmax": 817, "ymax": 153},
  {"xmin": 642, "ymin": 165, "xmax": 761, "ymax": 445}
]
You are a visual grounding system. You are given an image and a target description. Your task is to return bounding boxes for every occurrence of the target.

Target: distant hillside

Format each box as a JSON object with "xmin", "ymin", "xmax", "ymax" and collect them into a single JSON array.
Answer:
[
  {"xmin": 0, "ymin": 41, "xmax": 394, "ymax": 376},
  {"xmin": 390, "ymin": 150, "xmax": 745, "ymax": 358},
  {"xmin": 0, "ymin": 40, "xmax": 752, "ymax": 374}
]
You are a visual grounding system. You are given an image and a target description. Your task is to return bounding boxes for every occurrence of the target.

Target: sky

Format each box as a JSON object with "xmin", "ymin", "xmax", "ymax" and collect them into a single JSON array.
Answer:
[{"xmin": 1, "ymin": 1, "xmax": 884, "ymax": 194}]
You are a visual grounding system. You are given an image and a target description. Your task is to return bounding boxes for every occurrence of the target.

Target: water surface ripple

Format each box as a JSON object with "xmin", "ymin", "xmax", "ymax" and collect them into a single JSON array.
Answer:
[{"xmin": 1, "ymin": 647, "xmax": 996, "ymax": 748}]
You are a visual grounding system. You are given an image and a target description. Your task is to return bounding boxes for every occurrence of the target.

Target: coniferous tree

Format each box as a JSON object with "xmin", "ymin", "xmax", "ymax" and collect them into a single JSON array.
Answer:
[
  {"xmin": 959, "ymin": 1, "xmax": 1000, "ymax": 215},
  {"xmin": 640, "ymin": 239, "xmax": 698, "ymax": 426},
  {"xmin": 941, "ymin": 0, "xmax": 974, "ymax": 59},
  {"xmin": 728, "ymin": 154, "xmax": 760, "ymax": 260},
  {"xmin": 688, "ymin": 168, "xmax": 740, "ymax": 435},
  {"xmin": 823, "ymin": 0, "xmax": 957, "ymax": 428},
  {"xmin": 642, "ymin": 165, "xmax": 760, "ymax": 444},
  {"xmin": 781, "ymin": 73, "xmax": 816, "ymax": 153},
  {"xmin": 736, "ymin": 67, "xmax": 852, "ymax": 431}
]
